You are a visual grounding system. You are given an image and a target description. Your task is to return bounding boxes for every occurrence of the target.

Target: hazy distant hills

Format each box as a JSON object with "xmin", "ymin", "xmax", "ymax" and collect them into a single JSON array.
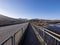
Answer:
[
  {"xmin": 0, "ymin": 14, "xmax": 28, "ymax": 26},
  {"xmin": 29, "ymin": 19, "xmax": 60, "ymax": 23},
  {"xmin": 29, "ymin": 19, "xmax": 60, "ymax": 26},
  {"xmin": 0, "ymin": 14, "xmax": 60, "ymax": 26}
]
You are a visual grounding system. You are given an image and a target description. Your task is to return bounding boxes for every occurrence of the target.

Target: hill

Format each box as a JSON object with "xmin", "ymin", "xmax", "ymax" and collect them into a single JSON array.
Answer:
[
  {"xmin": 0, "ymin": 14, "xmax": 27, "ymax": 26},
  {"xmin": 29, "ymin": 19, "xmax": 60, "ymax": 26}
]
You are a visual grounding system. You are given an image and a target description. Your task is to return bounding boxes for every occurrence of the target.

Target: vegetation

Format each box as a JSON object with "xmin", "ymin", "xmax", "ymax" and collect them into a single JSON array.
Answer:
[{"xmin": 29, "ymin": 19, "xmax": 60, "ymax": 26}]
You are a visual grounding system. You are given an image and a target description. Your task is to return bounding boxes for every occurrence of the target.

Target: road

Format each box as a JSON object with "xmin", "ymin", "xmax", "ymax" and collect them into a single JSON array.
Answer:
[
  {"xmin": 0, "ymin": 23, "xmax": 41, "ymax": 45},
  {"xmin": 1, "ymin": 23, "xmax": 59, "ymax": 45},
  {"xmin": 0, "ymin": 23, "xmax": 28, "ymax": 43}
]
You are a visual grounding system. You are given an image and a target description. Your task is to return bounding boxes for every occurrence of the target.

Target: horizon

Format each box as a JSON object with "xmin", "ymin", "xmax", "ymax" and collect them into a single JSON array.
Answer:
[
  {"xmin": 1, "ymin": 14, "xmax": 60, "ymax": 20},
  {"xmin": 0, "ymin": 0, "xmax": 60, "ymax": 20}
]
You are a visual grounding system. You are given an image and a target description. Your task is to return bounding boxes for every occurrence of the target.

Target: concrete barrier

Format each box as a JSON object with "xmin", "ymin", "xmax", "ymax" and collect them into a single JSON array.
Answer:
[
  {"xmin": 1, "ymin": 36, "xmax": 13, "ymax": 45},
  {"xmin": 0, "ymin": 23, "xmax": 29, "ymax": 45},
  {"xmin": 32, "ymin": 24, "xmax": 60, "ymax": 45}
]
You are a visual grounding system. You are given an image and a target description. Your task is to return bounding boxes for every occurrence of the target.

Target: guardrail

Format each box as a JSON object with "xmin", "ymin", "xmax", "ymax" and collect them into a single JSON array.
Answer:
[
  {"xmin": 32, "ymin": 24, "xmax": 60, "ymax": 45},
  {"xmin": 0, "ymin": 23, "xmax": 29, "ymax": 45}
]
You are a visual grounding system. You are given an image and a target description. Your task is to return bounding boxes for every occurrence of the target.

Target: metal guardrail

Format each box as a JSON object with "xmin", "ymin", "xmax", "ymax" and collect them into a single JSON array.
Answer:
[
  {"xmin": 32, "ymin": 24, "xmax": 60, "ymax": 45},
  {"xmin": 0, "ymin": 23, "xmax": 28, "ymax": 45}
]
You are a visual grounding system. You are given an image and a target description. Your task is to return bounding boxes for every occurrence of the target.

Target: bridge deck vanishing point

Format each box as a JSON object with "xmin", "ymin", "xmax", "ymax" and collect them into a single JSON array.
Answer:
[{"xmin": 0, "ymin": 23, "xmax": 60, "ymax": 45}]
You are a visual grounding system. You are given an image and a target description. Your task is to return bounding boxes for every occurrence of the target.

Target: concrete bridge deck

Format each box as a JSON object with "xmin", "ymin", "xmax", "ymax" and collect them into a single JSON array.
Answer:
[
  {"xmin": 0, "ymin": 23, "xmax": 60, "ymax": 45},
  {"xmin": 0, "ymin": 23, "xmax": 40, "ymax": 45}
]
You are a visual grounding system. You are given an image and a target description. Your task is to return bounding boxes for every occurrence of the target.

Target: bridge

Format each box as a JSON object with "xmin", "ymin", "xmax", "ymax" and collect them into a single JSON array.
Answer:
[{"xmin": 0, "ymin": 23, "xmax": 60, "ymax": 45}]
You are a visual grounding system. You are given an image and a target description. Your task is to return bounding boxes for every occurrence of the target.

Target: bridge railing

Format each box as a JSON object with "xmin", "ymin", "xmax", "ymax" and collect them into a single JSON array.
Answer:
[
  {"xmin": 0, "ymin": 23, "xmax": 28, "ymax": 45},
  {"xmin": 32, "ymin": 24, "xmax": 60, "ymax": 45}
]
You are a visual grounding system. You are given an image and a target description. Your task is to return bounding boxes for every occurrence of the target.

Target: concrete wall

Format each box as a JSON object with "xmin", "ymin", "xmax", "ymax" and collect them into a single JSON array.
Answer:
[
  {"xmin": 0, "ymin": 23, "xmax": 29, "ymax": 45},
  {"xmin": 33, "ymin": 24, "xmax": 60, "ymax": 45},
  {"xmin": 3, "ymin": 38, "xmax": 12, "ymax": 45},
  {"xmin": 15, "ymin": 30, "xmax": 23, "ymax": 45}
]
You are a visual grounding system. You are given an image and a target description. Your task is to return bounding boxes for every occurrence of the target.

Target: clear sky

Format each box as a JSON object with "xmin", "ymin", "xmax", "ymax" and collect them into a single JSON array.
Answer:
[{"xmin": 0, "ymin": 0, "xmax": 60, "ymax": 20}]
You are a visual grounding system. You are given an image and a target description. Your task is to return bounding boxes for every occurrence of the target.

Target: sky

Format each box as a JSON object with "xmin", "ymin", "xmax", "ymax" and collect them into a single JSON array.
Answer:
[{"xmin": 0, "ymin": 0, "xmax": 60, "ymax": 20}]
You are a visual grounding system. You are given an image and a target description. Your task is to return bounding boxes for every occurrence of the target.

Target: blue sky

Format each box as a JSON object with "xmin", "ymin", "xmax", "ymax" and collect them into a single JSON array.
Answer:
[{"xmin": 0, "ymin": 0, "xmax": 60, "ymax": 20}]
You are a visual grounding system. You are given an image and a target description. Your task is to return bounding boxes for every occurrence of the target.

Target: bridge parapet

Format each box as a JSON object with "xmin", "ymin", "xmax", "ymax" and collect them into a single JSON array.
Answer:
[
  {"xmin": 0, "ymin": 23, "xmax": 29, "ymax": 45},
  {"xmin": 32, "ymin": 24, "xmax": 60, "ymax": 45}
]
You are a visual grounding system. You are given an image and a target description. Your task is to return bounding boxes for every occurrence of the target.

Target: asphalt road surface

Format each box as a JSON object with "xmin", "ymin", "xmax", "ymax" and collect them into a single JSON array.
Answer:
[{"xmin": 0, "ymin": 23, "xmax": 28, "ymax": 43}]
